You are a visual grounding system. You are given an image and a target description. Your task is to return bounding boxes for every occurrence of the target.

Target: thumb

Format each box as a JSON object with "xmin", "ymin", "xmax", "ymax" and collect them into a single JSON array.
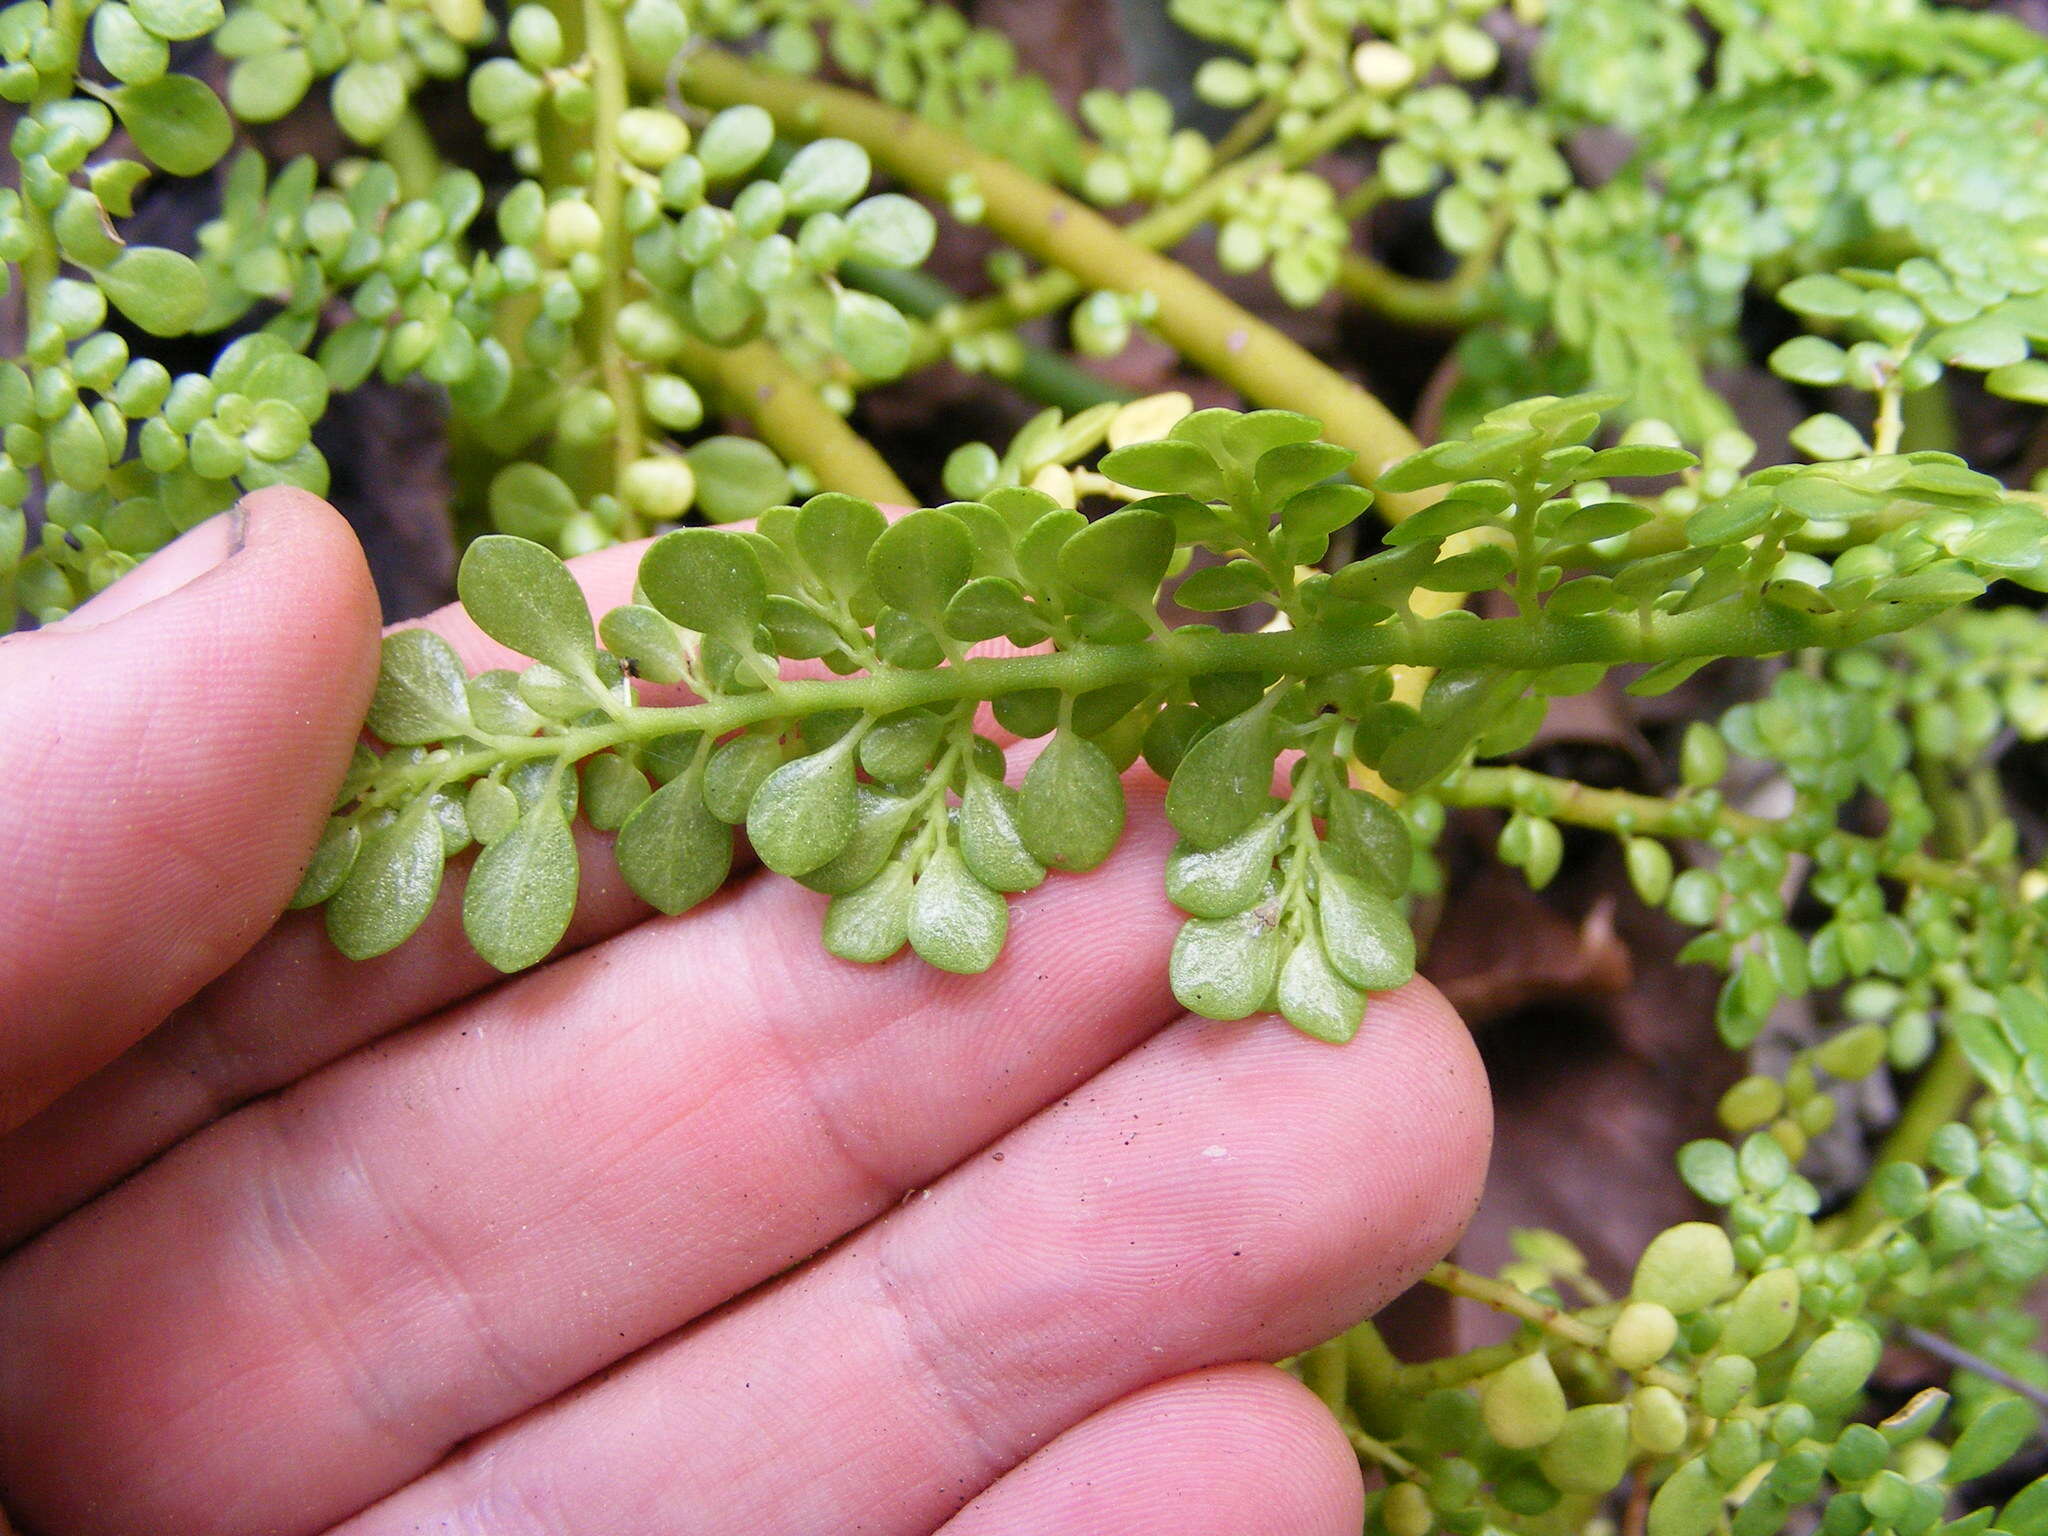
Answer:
[{"xmin": 0, "ymin": 488, "xmax": 381, "ymax": 1133}]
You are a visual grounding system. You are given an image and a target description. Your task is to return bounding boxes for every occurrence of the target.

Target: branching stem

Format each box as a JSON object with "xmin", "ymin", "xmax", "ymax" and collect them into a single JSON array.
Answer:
[{"xmin": 361, "ymin": 599, "xmax": 1940, "ymax": 807}]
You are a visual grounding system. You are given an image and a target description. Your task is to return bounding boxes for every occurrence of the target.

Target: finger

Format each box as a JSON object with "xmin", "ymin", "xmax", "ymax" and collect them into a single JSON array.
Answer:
[
  {"xmin": 937, "ymin": 1365, "xmax": 1363, "ymax": 1536},
  {"xmin": 0, "ymin": 490, "xmax": 380, "ymax": 1133},
  {"xmin": 0, "ymin": 535, "xmax": 671, "ymax": 1246},
  {"xmin": 0, "ymin": 824, "xmax": 651, "ymax": 1249},
  {"xmin": 0, "ymin": 539, "xmax": 1037, "ymax": 1246},
  {"xmin": 336, "ymin": 983, "xmax": 1489, "ymax": 1536},
  {"xmin": 0, "ymin": 773, "xmax": 1192, "ymax": 1536}
]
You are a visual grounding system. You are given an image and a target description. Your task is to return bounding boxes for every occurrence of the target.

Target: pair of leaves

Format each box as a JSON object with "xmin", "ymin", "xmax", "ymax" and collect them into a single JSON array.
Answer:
[{"xmin": 320, "ymin": 785, "xmax": 578, "ymax": 974}]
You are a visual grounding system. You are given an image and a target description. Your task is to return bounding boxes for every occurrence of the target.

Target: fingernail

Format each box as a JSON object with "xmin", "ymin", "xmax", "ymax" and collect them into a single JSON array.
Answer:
[{"xmin": 55, "ymin": 507, "xmax": 250, "ymax": 630}]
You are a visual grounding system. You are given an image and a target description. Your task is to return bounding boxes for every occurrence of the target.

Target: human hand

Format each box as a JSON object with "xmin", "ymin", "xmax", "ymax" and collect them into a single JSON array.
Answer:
[{"xmin": 0, "ymin": 494, "xmax": 1491, "ymax": 1536}]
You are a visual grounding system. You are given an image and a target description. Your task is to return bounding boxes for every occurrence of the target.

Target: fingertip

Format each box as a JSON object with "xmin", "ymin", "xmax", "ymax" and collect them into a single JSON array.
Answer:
[{"xmin": 940, "ymin": 1363, "xmax": 1364, "ymax": 1536}]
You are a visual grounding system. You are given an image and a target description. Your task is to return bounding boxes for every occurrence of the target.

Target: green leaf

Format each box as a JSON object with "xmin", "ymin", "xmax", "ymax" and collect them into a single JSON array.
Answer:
[
  {"xmin": 289, "ymin": 819, "xmax": 360, "ymax": 909},
  {"xmin": 1955, "ymin": 1012, "xmax": 2019, "ymax": 1092},
  {"xmin": 639, "ymin": 527, "xmax": 766, "ymax": 648},
  {"xmin": 795, "ymin": 491, "xmax": 885, "ymax": 604},
  {"xmin": 1166, "ymin": 819, "xmax": 1281, "ymax": 918},
  {"xmin": 1278, "ymin": 934, "xmax": 1366, "ymax": 1042},
  {"xmin": 959, "ymin": 774, "xmax": 1046, "ymax": 893},
  {"xmin": 1484, "ymin": 1350, "xmax": 1568, "ymax": 1450},
  {"xmin": 1946, "ymin": 1398, "xmax": 2036, "ymax": 1483},
  {"xmin": 129, "ymin": 0, "xmax": 222, "ymax": 40},
  {"xmin": 869, "ymin": 507, "xmax": 973, "ymax": 625},
  {"xmin": 703, "ymin": 734, "xmax": 783, "ymax": 822},
  {"xmin": 230, "ymin": 48, "xmax": 314, "ymax": 122},
  {"xmin": 1324, "ymin": 788, "xmax": 1412, "ymax": 895},
  {"xmin": 581, "ymin": 754, "xmax": 651, "ymax": 831},
  {"xmin": 1170, "ymin": 911, "xmax": 1282, "ymax": 1020},
  {"xmin": 908, "ymin": 844, "xmax": 1007, "ymax": 974},
  {"xmin": 332, "ymin": 59, "xmax": 407, "ymax": 145},
  {"xmin": 1776, "ymin": 273, "xmax": 1864, "ymax": 319},
  {"xmin": 696, "ymin": 103, "xmax": 774, "ymax": 180},
  {"xmin": 800, "ymin": 786, "xmax": 918, "ymax": 894},
  {"xmin": 1017, "ymin": 729, "xmax": 1125, "ymax": 872},
  {"xmin": 858, "ymin": 707, "xmax": 947, "ymax": 783},
  {"xmin": 1769, "ymin": 336, "xmax": 1848, "ymax": 387},
  {"xmin": 1786, "ymin": 1325, "xmax": 1880, "ymax": 1411},
  {"xmin": 488, "ymin": 462, "xmax": 579, "ymax": 541},
  {"xmin": 457, "ymin": 535, "xmax": 598, "ymax": 677},
  {"xmin": 1165, "ymin": 699, "xmax": 1275, "ymax": 848},
  {"xmin": 465, "ymin": 671, "xmax": 539, "ymax": 736},
  {"xmin": 2002, "ymin": 1476, "xmax": 2048, "ymax": 1536},
  {"xmin": 1416, "ymin": 544, "xmax": 1515, "ymax": 592},
  {"xmin": 111, "ymin": 75, "xmax": 232, "ymax": 177},
  {"xmin": 1316, "ymin": 867, "xmax": 1414, "ymax": 990},
  {"xmin": 326, "ymin": 797, "xmax": 445, "ymax": 960},
  {"xmin": 824, "ymin": 862, "xmax": 913, "ymax": 962},
  {"xmin": 832, "ymin": 288, "xmax": 912, "ymax": 380},
  {"xmin": 685, "ymin": 435, "xmax": 790, "ymax": 523},
  {"xmin": 1988, "ymin": 361, "xmax": 2048, "ymax": 404},
  {"xmin": 1554, "ymin": 500, "xmax": 1651, "ymax": 545},
  {"xmin": 780, "ymin": 137, "xmax": 870, "ymax": 213},
  {"xmin": 466, "ymin": 780, "xmax": 520, "ymax": 846},
  {"xmin": 1058, "ymin": 506, "xmax": 1173, "ymax": 614},
  {"xmin": 1175, "ymin": 560, "xmax": 1271, "ymax": 611},
  {"xmin": 1278, "ymin": 482, "xmax": 1373, "ymax": 543},
  {"xmin": 1646, "ymin": 1458, "xmax": 1722, "ymax": 1536},
  {"xmin": 598, "ymin": 604, "xmax": 688, "ymax": 684},
  {"xmin": 463, "ymin": 797, "xmax": 578, "ymax": 972},
  {"xmin": 367, "ymin": 628, "xmax": 471, "ymax": 745},
  {"xmin": 1686, "ymin": 488, "xmax": 1776, "ymax": 547},
  {"xmin": 1255, "ymin": 440, "xmax": 1354, "ymax": 506},
  {"xmin": 93, "ymin": 3, "xmax": 169, "ymax": 81},
  {"xmin": 1934, "ymin": 319, "xmax": 2027, "ymax": 371},
  {"xmin": 945, "ymin": 575, "xmax": 1040, "ymax": 642},
  {"xmin": 1579, "ymin": 444, "xmax": 1698, "ymax": 479},
  {"xmin": 844, "ymin": 192, "xmax": 937, "ymax": 268},
  {"xmin": 615, "ymin": 767, "xmax": 734, "ymax": 914},
  {"xmin": 1099, "ymin": 438, "xmax": 1224, "ymax": 499},
  {"xmin": 746, "ymin": 741, "xmax": 858, "ymax": 876}
]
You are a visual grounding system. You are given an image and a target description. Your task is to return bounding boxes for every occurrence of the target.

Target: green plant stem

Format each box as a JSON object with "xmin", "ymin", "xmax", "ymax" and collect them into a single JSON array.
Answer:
[
  {"xmin": 1898, "ymin": 382, "xmax": 1958, "ymax": 455},
  {"xmin": 672, "ymin": 50, "xmax": 1434, "ymax": 511},
  {"xmin": 1347, "ymin": 1425, "xmax": 1420, "ymax": 1479},
  {"xmin": 1336, "ymin": 240, "xmax": 1500, "ymax": 330},
  {"xmin": 1438, "ymin": 764, "xmax": 1982, "ymax": 898},
  {"xmin": 1839, "ymin": 1036, "xmax": 1974, "ymax": 1238},
  {"xmin": 362, "ymin": 598, "xmax": 1942, "ymax": 806},
  {"xmin": 838, "ymin": 262, "xmax": 1130, "ymax": 413},
  {"xmin": 579, "ymin": 0, "xmax": 643, "ymax": 496},
  {"xmin": 674, "ymin": 332, "xmax": 913, "ymax": 505},
  {"xmin": 381, "ymin": 109, "xmax": 443, "ymax": 201},
  {"xmin": 1424, "ymin": 1263, "xmax": 1693, "ymax": 1396}
]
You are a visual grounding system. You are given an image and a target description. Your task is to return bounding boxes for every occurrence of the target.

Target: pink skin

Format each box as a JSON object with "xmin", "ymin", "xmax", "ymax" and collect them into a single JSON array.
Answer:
[{"xmin": 0, "ymin": 493, "xmax": 1492, "ymax": 1536}]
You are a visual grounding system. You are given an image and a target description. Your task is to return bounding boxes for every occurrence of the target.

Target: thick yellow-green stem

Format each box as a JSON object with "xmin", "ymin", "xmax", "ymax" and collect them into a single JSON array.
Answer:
[
  {"xmin": 675, "ymin": 333, "xmax": 913, "ymax": 506},
  {"xmin": 673, "ymin": 49, "xmax": 1435, "ymax": 516},
  {"xmin": 381, "ymin": 109, "xmax": 443, "ymax": 201},
  {"xmin": 899, "ymin": 93, "xmax": 1376, "ymax": 373},
  {"xmin": 580, "ymin": 0, "xmax": 644, "ymax": 491},
  {"xmin": 1438, "ymin": 764, "xmax": 1976, "ymax": 896}
]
